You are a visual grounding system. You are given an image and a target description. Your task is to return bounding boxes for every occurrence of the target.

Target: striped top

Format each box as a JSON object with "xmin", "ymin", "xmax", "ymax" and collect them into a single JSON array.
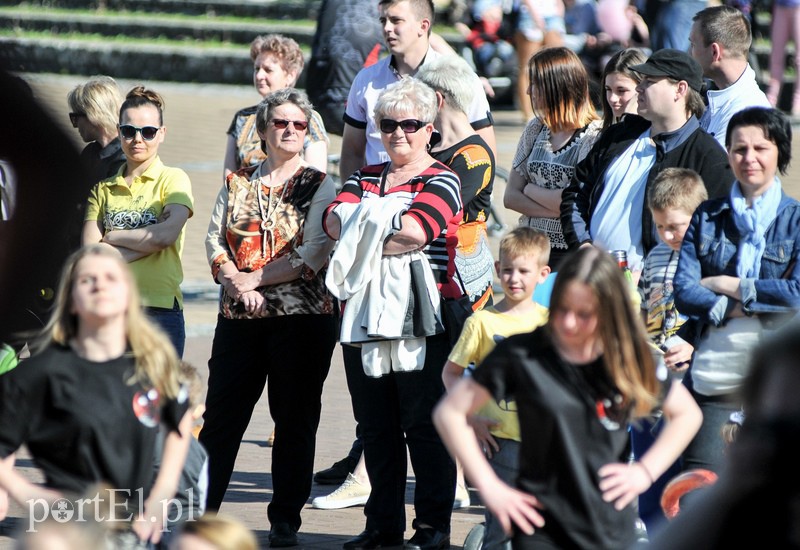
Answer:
[{"xmin": 324, "ymin": 161, "xmax": 464, "ymax": 298}]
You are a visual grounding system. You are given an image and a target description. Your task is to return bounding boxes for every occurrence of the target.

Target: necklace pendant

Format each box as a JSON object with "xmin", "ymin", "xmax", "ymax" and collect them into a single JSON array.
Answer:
[{"xmin": 261, "ymin": 219, "xmax": 274, "ymax": 231}]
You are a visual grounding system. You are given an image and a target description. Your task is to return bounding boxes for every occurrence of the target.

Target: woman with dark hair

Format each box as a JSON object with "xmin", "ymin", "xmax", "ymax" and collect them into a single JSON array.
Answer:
[
  {"xmin": 83, "ymin": 86, "xmax": 194, "ymax": 357},
  {"xmin": 435, "ymin": 247, "xmax": 702, "ymax": 549},
  {"xmin": 224, "ymin": 34, "xmax": 328, "ymax": 177},
  {"xmin": 675, "ymin": 106, "xmax": 800, "ymax": 474},
  {"xmin": 201, "ymin": 88, "xmax": 337, "ymax": 548},
  {"xmin": 504, "ymin": 47, "xmax": 602, "ymax": 269},
  {"xmin": 600, "ymin": 48, "xmax": 648, "ymax": 129}
]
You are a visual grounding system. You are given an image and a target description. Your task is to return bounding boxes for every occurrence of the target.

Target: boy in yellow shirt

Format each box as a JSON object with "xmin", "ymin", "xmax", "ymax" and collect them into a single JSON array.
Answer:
[{"xmin": 443, "ymin": 226, "xmax": 551, "ymax": 549}]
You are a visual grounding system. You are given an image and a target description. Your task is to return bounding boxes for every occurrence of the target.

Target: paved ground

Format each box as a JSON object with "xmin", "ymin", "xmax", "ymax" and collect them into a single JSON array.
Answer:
[{"xmin": 2, "ymin": 73, "xmax": 800, "ymax": 549}]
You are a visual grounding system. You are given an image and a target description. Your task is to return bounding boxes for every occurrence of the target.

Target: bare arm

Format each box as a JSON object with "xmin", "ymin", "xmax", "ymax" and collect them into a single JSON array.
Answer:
[
  {"xmin": 0, "ymin": 453, "xmax": 62, "ymax": 512},
  {"xmin": 382, "ymin": 214, "xmax": 428, "ymax": 256},
  {"xmin": 476, "ymin": 126, "xmax": 498, "ymax": 162},
  {"xmin": 133, "ymin": 410, "xmax": 193, "ymax": 544},
  {"xmin": 503, "ymin": 168, "xmax": 561, "ymax": 218},
  {"xmin": 339, "ymin": 124, "xmax": 368, "ymax": 185},
  {"xmin": 102, "ymin": 204, "xmax": 191, "ymax": 254},
  {"xmin": 598, "ymin": 381, "xmax": 703, "ymax": 510},
  {"xmin": 434, "ymin": 378, "xmax": 545, "ymax": 535},
  {"xmin": 82, "ymin": 219, "xmax": 104, "ymax": 245},
  {"xmin": 223, "ymin": 134, "xmax": 238, "ymax": 180},
  {"xmin": 700, "ymin": 275, "xmax": 742, "ymax": 301}
]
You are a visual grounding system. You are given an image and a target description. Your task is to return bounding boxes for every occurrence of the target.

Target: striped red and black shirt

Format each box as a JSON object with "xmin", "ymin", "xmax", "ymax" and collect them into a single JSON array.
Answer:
[{"xmin": 323, "ymin": 161, "xmax": 464, "ymax": 298}]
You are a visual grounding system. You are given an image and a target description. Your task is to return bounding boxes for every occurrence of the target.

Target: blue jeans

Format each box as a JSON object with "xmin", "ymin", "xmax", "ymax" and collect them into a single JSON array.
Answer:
[
  {"xmin": 483, "ymin": 438, "xmax": 519, "ymax": 550},
  {"xmin": 145, "ymin": 299, "xmax": 185, "ymax": 358}
]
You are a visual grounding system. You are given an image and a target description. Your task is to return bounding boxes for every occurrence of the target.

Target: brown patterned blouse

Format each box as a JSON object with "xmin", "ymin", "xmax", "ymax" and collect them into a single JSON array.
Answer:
[{"xmin": 206, "ymin": 163, "xmax": 336, "ymax": 319}]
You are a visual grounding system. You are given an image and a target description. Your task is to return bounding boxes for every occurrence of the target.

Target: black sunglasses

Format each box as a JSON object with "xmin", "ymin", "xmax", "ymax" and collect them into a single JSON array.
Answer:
[
  {"xmin": 271, "ymin": 119, "xmax": 309, "ymax": 131},
  {"xmin": 118, "ymin": 124, "xmax": 161, "ymax": 141},
  {"xmin": 379, "ymin": 118, "xmax": 427, "ymax": 134},
  {"xmin": 69, "ymin": 112, "xmax": 86, "ymax": 127}
]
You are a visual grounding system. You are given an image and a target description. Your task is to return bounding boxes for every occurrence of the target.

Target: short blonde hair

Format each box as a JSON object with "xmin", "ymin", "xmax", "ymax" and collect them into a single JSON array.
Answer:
[
  {"xmin": 648, "ymin": 168, "xmax": 708, "ymax": 215},
  {"xmin": 374, "ymin": 78, "xmax": 438, "ymax": 125},
  {"xmin": 498, "ymin": 227, "xmax": 551, "ymax": 267},
  {"xmin": 415, "ymin": 55, "xmax": 477, "ymax": 115},
  {"xmin": 249, "ymin": 34, "xmax": 304, "ymax": 80},
  {"xmin": 67, "ymin": 75, "xmax": 123, "ymax": 136}
]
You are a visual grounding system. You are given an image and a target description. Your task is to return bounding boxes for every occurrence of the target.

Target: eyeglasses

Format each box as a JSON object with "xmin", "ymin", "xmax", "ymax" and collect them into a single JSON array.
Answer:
[
  {"xmin": 271, "ymin": 119, "xmax": 309, "ymax": 131},
  {"xmin": 118, "ymin": 124, "xmax": 161, "ymax": 141},
  {"xmin": 379, "ymin": 119, "xmax": 427, "ymax": 134},
  {"xmin": 69, "ymin": 112, "xmax": 86, "ymax": 127}
]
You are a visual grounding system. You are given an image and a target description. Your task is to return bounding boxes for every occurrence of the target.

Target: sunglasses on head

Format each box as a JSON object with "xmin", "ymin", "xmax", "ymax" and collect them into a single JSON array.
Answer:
[
  {"xmin": 271, "ymin": 119, "xmax": 309, "ymax": 131},
  {"xmin": 118, "ymin": 124, "xmax": 161, "ymax": 141},
  {"xmin": 379, "ymin": 119, "xmax": 427, "ymax": 134},
  {"xmin": 69, "ymin": 112, "xmax": 86, "ymax": 127}
]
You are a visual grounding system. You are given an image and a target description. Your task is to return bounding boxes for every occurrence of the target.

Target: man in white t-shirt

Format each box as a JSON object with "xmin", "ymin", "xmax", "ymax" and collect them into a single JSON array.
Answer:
[
  {"xmin": 689, "ymin": 5, "xmax": 770, "ymax": 150},
  {"xmin": 339, "ymin": 0, "xmax": 496, "ymax": 182}
]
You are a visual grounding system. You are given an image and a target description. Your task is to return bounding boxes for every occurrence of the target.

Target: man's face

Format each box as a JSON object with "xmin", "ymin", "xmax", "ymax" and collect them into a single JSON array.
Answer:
[
  {"xmin": 379, "ymin": 1, "xmax": 428, "ymax": 56},
  {"xmin": 636, "ymin": 75, "xmax": 680, "ymax": 121},
  {"xmin": 688, "ymin": 23, "xmax": 713, "ymax": 76}
]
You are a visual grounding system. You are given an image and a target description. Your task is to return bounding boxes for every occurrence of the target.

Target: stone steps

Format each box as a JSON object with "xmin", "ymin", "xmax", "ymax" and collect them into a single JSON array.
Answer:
[
  {"xmin": 0, "ymin": 0, "xmax": 322, "ymax": 19},
  {"xmin": 0, "ymin": 10, "xmax": 316, "ymax": 46},
  {"xmin": 0, "ymin": 2, "xmax": 465, "ymax": 84}
]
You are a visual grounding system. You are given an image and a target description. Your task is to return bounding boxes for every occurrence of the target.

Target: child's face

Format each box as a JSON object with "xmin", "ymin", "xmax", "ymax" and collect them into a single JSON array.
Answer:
[
  {"xmin": 652, "ymin": 207, "xmax": 693, "ymax": 252},
  {"xmin": 495, "ymin": 253, "xmax": 549, "ymax": 303},
  {"xmin": 605, "ymin": 72, "xmax": 638, "ymax": 121},
  {"xmin": 550, "ymin": 281, "xmax": 599, "ymax": 349}
]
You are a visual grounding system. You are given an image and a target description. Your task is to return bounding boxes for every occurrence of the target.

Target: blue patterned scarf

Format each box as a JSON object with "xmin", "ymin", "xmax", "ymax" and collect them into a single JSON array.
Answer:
[{"xmin": 730, "ymin": 178, "xmax": 782, "ymax": 278}]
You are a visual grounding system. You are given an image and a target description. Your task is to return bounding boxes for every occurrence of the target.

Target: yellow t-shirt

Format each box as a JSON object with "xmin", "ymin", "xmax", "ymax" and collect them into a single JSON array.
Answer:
[
  {"xmin": 448, "ymin": 303, "xmax": 548, "ymax": 441},
  {"xmin": 86, "ymin": 157, "xmax": 194, "ymax": 308}
]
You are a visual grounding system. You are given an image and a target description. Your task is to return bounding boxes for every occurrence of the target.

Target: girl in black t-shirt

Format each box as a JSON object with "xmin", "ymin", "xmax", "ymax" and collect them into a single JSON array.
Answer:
[
  {"xmin": 434, "ymin": 247, "xmax": 702, "ymax": 549},
  {"xmin": 0, "ymin": 244, "xmax": 191, "ymax": 545}
]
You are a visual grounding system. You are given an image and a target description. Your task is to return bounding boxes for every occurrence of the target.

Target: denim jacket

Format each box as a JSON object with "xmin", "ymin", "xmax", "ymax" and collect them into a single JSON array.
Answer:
[{"xmin": 674, "ymin": 192, "xmax": 800, "ymax": 329}]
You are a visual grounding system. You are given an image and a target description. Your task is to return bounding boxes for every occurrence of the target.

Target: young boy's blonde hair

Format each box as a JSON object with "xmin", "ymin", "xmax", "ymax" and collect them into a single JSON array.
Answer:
[
  {"xmin": 647, "ymin": 168, "xmax": 708, "ymax": 215},
  {"xmin": 498, "ymin": 227, "xmax": 551, "ymax": 266}
]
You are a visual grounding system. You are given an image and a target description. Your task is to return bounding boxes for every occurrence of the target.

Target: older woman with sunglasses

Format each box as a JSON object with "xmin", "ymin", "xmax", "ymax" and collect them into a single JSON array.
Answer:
[
  {"xmin": 323, "ymin": 78, "xmax": 462, "ymax": 550},
  {"xmin": 224, "ymin": 34, "xmax": 328, "ymax": 178},
  {"xmin": 201, "ymin": 88, "xmax": 338, "ymax": 548},
  {"xmin": 83, "ymin": 85, "xmax": 194, "ymax": 357}
]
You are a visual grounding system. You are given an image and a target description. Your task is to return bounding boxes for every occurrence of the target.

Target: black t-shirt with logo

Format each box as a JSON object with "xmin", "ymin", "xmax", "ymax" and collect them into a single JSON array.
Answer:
[
  {"xmin": 0, "ymin": 344, "xmax": 185, "ymax": 502},
  {"xmin": 472, "ymin": 327, "xmax": 636, "ymax": 549}
]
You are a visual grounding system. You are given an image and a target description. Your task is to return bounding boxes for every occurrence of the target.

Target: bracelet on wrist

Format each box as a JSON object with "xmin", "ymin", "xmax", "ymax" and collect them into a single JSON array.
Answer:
[{"xmin": 637, "ymin": 461, "xmax": 655, "ymax": 484}]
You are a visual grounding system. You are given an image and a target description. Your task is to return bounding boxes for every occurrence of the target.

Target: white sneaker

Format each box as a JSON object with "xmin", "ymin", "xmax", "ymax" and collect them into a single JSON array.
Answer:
[
  {"xmin": 311, "ymin": 473, "xmax": 370, "ymax": 509},
  {"xmin": 453, "ymin": 482, "xmax": 471, "ymax": 509}
]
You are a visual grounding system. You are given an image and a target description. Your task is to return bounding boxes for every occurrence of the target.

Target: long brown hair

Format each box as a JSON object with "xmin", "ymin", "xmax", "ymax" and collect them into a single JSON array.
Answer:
[
  {"xmin": 36, "ymin": 244, "xmax": 181, "ymax": 398},
  {"xmin": 528, "ymin": 47, "xmax": 599, "ymax": 133},
  {"xmin": 547, "ymin": 247, "xmax": 658, "ymax": 416}
]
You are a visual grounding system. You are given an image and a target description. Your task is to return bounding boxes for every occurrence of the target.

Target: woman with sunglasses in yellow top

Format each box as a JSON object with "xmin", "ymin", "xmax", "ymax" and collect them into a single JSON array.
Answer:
[{"xmin": 83, "ymin": 86, "xmax": 194, "ymax": 358}]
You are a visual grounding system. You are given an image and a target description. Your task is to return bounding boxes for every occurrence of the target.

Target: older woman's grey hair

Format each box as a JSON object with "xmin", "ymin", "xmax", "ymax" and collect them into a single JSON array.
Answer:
[
  {"xmin": 415, "ymin": 56, "xmax": 477, "ymax": 115},
  {"xmin": 374, "ymin": 78, "xmax": 438, "ymax": 125},
  {"xmin": 255, "ymin": 88, "xmax": 314, "ymax": 135}
]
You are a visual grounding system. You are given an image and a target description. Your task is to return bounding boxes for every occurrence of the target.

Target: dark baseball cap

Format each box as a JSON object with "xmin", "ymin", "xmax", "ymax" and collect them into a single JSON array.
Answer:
[{"xmin": 631, "ymin": 49, "xmax": 704, "ymax": 93}]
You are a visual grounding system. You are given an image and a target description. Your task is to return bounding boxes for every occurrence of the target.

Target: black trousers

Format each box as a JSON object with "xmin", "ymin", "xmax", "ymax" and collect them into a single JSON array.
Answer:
[
  {"xmin": 199, "ymin": 313, "xmax": 337, "ymax": 530},
  {"xmin": 343, "ymin": 333, "xmax": 456, "ymax": 534}
]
